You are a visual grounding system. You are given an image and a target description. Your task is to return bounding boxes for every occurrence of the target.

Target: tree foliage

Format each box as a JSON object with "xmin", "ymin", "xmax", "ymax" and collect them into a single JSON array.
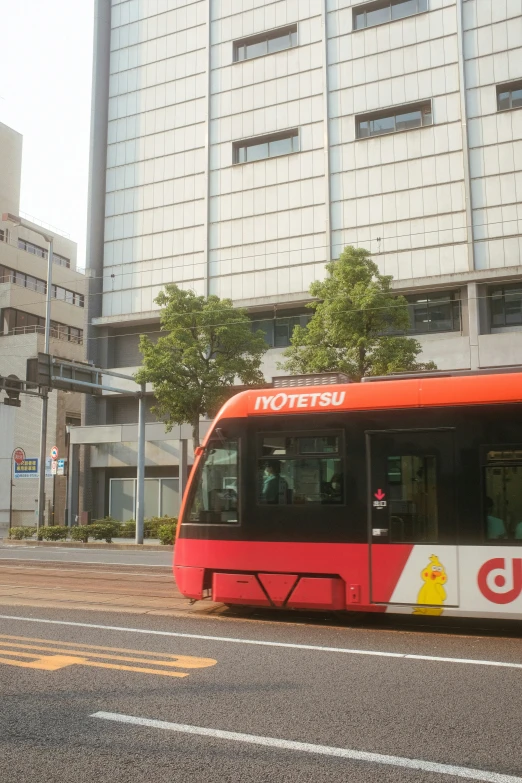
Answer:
[
  {"xmin": 281, "ymin": 246, "xmax": 436, "ymax": 381},
  {"xmin": 136, "ymin": 285, "xmax": 267, "ymax": 446}
]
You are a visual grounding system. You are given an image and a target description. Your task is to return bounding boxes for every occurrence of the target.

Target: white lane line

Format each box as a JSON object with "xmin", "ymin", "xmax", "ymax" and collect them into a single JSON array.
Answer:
[
  {"xmin": 0, "ymin": 558, "xmax": 169, "ymax": 568},
  {"xmin": 0, "ymin": 565, "xmax": 172, "ymax": 578},
  {"xmin": 1, "ymin": 614, "xmax": 521, "ymax": 670},
  {"xmin": 92, "ymin": 711, "xmax": 522, "ymax": 783}
]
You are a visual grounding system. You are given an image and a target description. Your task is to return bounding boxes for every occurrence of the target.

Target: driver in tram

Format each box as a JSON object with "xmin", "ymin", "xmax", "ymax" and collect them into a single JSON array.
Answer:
[{"xmin": 260, "ymin": 461, "xmax": 288, "ymax": 504}]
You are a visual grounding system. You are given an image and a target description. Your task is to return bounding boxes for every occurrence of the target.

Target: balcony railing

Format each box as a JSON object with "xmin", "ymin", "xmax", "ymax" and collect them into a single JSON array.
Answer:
[{"xmin": 6, "ymin": 324, "xmax": 83, "ymax": 345}]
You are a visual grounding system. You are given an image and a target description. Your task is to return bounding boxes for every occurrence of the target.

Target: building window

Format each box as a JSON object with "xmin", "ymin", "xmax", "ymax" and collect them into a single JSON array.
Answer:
[
  {"xmin": 490, "ymin": 284, "xmax": 522, "ymax": 328},
  {"xmin": 357, "ymin": 101, "xmax": 432, "ymax": 138},
  {"xmin": 18, "ymin": 238, "xmax": 71, "ymax": 269},
  {"xmin": 497, "ymin": 80, "xmax": 522, "ymax": 112},
  {"xmin": 353, "ymin": 0, "xmax": 428, "ymax": 30},
  {"xmin": 252, "ymin": 312, "xmax": 312, "ymax": 348},
  {"xmin": 234, "ymin": 130, "xmax": 300, "ymax": 164},
  {"xmin": 53, "ymin": 252, "xmax": 71, "ymax": 268},
  {"xmin": 0, "ymin": 228, "xmax": 8, "ymax": 243},
  {"xmin": 406, "ymin": 292, "xmax": 461, "ymax": 334},
  {"xmin": 234, "ymin": 25, "xmax": 298, "ymax": 62}
]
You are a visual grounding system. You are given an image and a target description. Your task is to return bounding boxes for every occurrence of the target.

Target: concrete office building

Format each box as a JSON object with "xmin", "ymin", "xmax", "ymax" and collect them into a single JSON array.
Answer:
[
  {"xmin": 0, "ymin": 122, "xmax": 85, "ymax": 533},
  {"xmin": 81, "ymin": 0, "xmax": 522, "ymax": 520}
]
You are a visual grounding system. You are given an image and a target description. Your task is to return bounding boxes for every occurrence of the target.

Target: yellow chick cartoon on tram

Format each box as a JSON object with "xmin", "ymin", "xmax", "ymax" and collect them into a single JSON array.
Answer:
[{"xmin": 413, "ymin": 554, "xmax": 448, "ymax": 616}]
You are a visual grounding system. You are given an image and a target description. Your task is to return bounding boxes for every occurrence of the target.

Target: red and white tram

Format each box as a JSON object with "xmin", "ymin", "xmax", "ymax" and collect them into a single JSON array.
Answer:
[{"xmin": 174, "ymin": 370, "xmax": 522, "ymax": 619}]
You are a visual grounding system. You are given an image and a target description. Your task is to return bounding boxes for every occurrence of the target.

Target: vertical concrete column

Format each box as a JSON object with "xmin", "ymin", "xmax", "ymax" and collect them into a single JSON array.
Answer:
[
  {"xmin": 467, "ymin": 282, "xmax": 481, "ymax": 369},
  {"xmin": 203, "ymin": 0, "xmax": 212, "ymax": 297},
  {"xmin": 456, "ymin": 0, "xmax": 475, "ymax": 271},
  {"xmin": 321, "ymin": 0, "xmax": 332, "ymax": 264},
  {"xmin": 67, "ymin": 444, "xmax": 80, "ymax": 526}
]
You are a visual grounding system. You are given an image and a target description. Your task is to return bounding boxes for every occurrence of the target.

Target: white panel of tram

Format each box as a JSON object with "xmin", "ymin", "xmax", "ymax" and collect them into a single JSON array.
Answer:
[
  {"xmin": 458, "ymin": 547, "xmax": 522, "ymax": 615},
  {"xmin": 388, "ymin": 546, "xmax": 460, "ymax": 611}
]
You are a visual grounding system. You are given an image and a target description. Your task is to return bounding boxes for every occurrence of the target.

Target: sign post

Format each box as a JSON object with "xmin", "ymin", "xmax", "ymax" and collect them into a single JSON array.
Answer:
[
  {"xmin": 50, "ymin": 447, "xmax": 58, "ymax": 525},
  {"xmin": 10, "ymin": 447, "xmax": 26, "ymax": 532}
]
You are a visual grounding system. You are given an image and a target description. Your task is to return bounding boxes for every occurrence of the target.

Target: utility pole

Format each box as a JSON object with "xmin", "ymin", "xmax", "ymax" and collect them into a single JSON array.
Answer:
[{"xmin": 135, "ymin": 383, "xmax": 146, "ymax": 545}]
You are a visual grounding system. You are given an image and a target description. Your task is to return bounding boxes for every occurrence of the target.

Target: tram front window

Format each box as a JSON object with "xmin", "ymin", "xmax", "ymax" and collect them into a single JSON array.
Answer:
[
  {"xmin": 186, "ymin": 440, "xmax": 239, "ymax": 524},
  {"xmin": 485, "ymin": 450, "xmax": 522, "ymax": 541}
]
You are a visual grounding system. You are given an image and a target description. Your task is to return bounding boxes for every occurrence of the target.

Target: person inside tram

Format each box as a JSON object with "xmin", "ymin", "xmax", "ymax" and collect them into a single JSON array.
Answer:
[
  {"xmin": 260, "ymin": 461, "xmax": 288, "ymax": 504},
  {"xmin": 322, "ymin": 473, "xmax": 343, "ymax": 504},
  {"xmin": 486, "ymin": 496, "xmax": 507, "ymax": 540}
]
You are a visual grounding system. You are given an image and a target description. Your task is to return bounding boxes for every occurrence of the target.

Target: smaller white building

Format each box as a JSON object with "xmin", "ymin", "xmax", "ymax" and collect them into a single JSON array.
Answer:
[{"xmin": 0, "ymin": 122, "xmax": 86, "ymax": 534}]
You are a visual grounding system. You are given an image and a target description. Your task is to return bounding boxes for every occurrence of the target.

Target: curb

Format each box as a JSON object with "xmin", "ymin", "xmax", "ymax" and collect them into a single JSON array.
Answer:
[{"xmin": 1, "ymin": 539, "xmax": 172, "ymax": 551}]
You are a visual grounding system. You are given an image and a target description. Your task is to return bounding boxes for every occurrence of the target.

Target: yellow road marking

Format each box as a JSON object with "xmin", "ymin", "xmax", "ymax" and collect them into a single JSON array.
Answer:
[
  {"xmin": 0, "ymin": 634, "xmax": 216, "ymax": 677},
  {"xmin": 0, "ymin": 653, "xmax": 87, "ymax": 671}
]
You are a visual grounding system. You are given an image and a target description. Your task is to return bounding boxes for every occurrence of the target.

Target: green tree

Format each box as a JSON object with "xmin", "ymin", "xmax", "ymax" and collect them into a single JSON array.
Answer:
[
  {"xmin": 136, "ymin": 285, "xmax": 267, "ymax": 447},
  {"xmin": 281, "ymin": 246, "xmax": 436, "ymax": 381}
]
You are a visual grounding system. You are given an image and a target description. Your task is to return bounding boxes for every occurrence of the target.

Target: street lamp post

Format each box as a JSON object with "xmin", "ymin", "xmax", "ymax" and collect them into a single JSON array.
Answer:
[{"xmin": 2, "ymin": 213, "xmax": 54, "ymax": 533}]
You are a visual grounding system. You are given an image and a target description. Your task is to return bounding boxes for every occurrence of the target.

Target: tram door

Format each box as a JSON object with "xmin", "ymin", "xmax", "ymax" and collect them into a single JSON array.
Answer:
[{"xmin": 367, "ymin": 429, "xmax": 459, "ymax": 609}]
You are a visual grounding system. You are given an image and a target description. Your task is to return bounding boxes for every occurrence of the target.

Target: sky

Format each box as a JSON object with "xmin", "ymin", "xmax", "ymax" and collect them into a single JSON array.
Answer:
[{"xmin": 0, "ymin": 0, "xmax": 95, "ymax": 269}]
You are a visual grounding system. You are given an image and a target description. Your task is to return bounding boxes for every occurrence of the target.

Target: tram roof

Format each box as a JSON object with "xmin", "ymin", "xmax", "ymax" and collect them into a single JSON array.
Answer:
[{"xmin": 214, "ymin": 369, "xmax": 522, "ymax": 422}]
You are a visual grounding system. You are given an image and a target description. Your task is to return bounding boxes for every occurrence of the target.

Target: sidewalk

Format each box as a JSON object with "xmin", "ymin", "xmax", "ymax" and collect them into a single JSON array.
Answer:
[{"xmin": 1, "ymin": 538, "xmax": 171, "ymax": 551}]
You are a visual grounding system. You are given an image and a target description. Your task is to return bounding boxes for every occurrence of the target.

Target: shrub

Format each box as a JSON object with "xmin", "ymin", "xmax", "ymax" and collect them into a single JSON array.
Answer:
[
  {"xmin": 87, "ymin": 522, "xmax": 117, "ymax": 543},
  {"xmin": 144, "ymin": 517, "xmax": 163, "ymax": 538},
  {"xmin": 39, "ymin": 526, "xmax": 68, "ymax": 541},
  {"xmin": 158, "ymin": 522, "xmax": 177, "ymax": 546},
  {"xmin": 91, "ymin": 517, "xmax": 122, "ymax": 539},
  {"xmin": 120, "ymin": 519, "xmax": 136, "ymax": 538},
  {"xmin": 146, "ymin": 516, "xmax": 178, "ymax": 539},
  {"xmin": 70, "ymin": 526, "xmax": 89, "ymax": 543},
  {"xmin": 9, "ymin": 526, "xmax": 36, "ymax": 540}
]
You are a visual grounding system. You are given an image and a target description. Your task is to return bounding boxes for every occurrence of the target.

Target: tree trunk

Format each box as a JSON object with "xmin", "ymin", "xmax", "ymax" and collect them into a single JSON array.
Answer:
[{"xmin": 192, "ymin": 419, "xmax": 200, "ymax": 451}]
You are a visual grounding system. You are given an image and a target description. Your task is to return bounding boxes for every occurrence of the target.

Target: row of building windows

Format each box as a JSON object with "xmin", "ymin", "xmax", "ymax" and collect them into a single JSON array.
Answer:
[
  {"xmin": 17, "ymin": 238, "xmax": 70, "ymax": 269},
  {"xmin": 357, "ymin": 102, "xmax": 432, "ymax": 138},
  {"xmin": 405, "ymin": 292, "xmax": 461, "ymax": 334},
  {"xmin": 0, "ymin": 264, "xmax": 84, "ymax": 307},
  {"xmin": 1, "ymin": 308, "xmax": 83, "ymax": 344},
  {"xmin": 233, "ymin": 130, "xmax": 300, "ymax": 164},
  {"xmin": 252, "ymin": 313, "xmax": 312, "ymax": 348},
  {"xmin": 233, "ymin": 74, "xmax": 521, "ymax": 163},
  {"xmin": 231, "ymin": 0, "xmax": 428, "ymax": 63},
  {"xmin": 353, "ymin": 0, "xmax": 428, "ymax": 30},
  {"xmin": 234, "ymin": 25, "xmax": 298, "ymax": 63},
  {"xmin": 249, "ymin": 286, "xmax": 522, "ymax": 347}
]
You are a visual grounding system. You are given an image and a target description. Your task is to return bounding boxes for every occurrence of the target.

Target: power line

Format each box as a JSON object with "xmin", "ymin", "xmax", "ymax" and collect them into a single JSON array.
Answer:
[{"xmin": 0, "ymin": 291, "xmax": 515, "ymax": 350}]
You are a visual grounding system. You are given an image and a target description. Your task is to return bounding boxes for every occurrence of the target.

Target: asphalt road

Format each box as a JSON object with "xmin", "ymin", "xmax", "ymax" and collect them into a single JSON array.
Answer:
[{"xmin": 1, "ymin": 598, "xmax": 522, "ymax": 782}]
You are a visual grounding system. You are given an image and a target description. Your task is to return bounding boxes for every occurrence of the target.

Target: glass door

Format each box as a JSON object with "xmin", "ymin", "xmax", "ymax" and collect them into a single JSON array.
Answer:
[{"xmin": 367, "ymin": 430, "xmax": 459, "ymax": 610}]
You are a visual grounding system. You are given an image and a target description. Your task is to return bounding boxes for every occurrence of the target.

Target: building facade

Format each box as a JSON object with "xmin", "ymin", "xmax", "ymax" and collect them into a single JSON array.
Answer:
[
  {"xmin": 81, "ymin": 0, "xmax": 522, "ymax": 520},
  {"xmin": 0, "ymin": 122, "xmax": 85, "ymax": 533}
]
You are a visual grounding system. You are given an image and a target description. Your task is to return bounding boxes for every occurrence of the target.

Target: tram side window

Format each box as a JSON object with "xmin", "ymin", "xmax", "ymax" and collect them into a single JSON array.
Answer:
[
  {"xmin": 258, "ymin": 433, "xmax": 344, "ymax": 505},
  {"xmin": 186, "ymin": 440, "xmax": 239, "ymax": 524},
  {"xmin": 484, "ymin": 449, "xmax": 522, "ymax": 542},
  {"xmin": 387, "ymin": 455, "xmax": 438, "ymax": 543}
]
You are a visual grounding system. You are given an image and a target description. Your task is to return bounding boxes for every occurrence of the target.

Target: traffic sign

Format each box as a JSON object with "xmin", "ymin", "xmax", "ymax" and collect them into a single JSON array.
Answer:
[
  {"xmin": 51, "ymin": 460, "xmax": 58, "ymax": 476},
  {"xmin": 14, "ymin": 458, "xmax": 39, "ymax": 479},
  {"xmin": 13, "ymin": 448, "xmax": 26, "ymax": 465},
  {"xmin": 57, "ymin": 459, "xmax": 65, "ymax": 476},
  {"xmin": 50, "ymin": 446, "xmax": 59, "ymax": 460}
]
